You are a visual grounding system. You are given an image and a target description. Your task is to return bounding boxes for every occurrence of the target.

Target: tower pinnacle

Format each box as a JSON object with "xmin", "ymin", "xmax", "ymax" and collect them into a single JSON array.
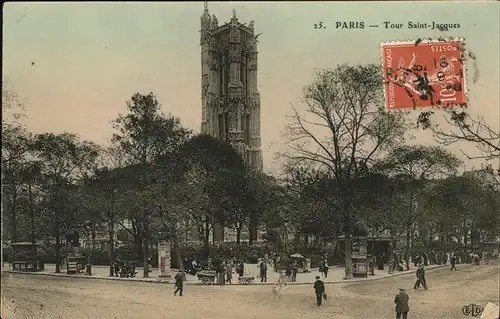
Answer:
[{"xmin": 204, "ymin": 1, "xmax": 209, "ymax": 12}]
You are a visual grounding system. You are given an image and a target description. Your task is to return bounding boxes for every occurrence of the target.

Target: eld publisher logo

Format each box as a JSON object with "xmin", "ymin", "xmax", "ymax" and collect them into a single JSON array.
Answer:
[{"xmin": 462, "ymin": 304, "xmax": 484, "ymax": 317}]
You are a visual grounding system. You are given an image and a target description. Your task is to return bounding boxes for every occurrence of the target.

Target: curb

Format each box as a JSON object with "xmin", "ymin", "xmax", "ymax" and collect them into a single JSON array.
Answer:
[
  {"xmin": 2, "ymin": 265, "xmax": 448, "ymax": 286},
  {"xmin": 2, "ymin": 270, "xmax": 174, "ymax": 284}
]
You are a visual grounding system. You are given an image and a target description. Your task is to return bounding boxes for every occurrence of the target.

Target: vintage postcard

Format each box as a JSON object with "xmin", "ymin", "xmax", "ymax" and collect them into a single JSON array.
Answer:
[{"xmin": 2, "ymin": 2, "xmax": 499, "ymax": 319}]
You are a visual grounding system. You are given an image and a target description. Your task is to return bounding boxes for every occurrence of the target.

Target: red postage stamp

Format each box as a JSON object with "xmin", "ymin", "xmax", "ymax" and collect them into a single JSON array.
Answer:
[{"xmin": 381, "ymin": 39, "xmax": 466, "ymax": 111}]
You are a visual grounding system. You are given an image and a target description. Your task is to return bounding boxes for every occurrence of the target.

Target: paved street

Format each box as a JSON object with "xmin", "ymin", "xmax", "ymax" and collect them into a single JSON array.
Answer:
[
  {"xmin": 2, "ymin": 262, "xmax": 498, "ymax": 319},
  {"xmin": 2, "ymin": 262, "xmax": 444, "ymax": 285}
]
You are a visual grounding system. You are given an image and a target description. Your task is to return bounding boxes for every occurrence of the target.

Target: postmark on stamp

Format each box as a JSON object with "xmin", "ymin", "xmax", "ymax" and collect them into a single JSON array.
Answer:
[{"xmin": 381, "ymin": 38, "xmax": 466, "ymax": 111}]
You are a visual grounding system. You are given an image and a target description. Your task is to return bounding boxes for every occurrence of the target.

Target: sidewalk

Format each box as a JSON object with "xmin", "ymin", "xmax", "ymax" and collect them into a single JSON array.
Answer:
[{"xmin": 1, "ymin": 263, "xmax": 447, "ymax": 286}]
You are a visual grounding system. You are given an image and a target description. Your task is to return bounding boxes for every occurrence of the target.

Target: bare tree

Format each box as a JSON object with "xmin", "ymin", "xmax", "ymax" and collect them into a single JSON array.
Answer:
[
  {"xmin": 283, "ymin": 64, "xmax": 409, "ymax": 279},
  {"xmin": 418, "ymin": 108, "xmax": 499, "ymax": 160}
]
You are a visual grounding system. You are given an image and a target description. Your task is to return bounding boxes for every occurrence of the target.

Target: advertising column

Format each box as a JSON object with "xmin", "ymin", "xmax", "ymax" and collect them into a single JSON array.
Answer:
[{"xmin": 158, "ymin": 241, "xmax": 171, "ymax": 278}]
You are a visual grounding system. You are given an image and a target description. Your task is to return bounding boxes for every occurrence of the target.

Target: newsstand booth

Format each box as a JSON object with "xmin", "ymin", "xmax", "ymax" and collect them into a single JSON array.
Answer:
[{"xmin": 352, "ymin": 256, "xmax": 368, "ymax": 278}]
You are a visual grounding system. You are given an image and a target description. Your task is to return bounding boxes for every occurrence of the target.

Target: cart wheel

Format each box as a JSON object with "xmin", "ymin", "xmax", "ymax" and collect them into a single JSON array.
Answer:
[{"xmin": 202, "ymin": 277, "xmax": 211, "ymax": 285}]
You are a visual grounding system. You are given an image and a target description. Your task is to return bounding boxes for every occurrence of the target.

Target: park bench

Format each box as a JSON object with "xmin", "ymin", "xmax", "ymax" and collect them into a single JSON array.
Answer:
[{"xmin": 238, "ymin": 276, "xmax": 254, "ymax": 285}]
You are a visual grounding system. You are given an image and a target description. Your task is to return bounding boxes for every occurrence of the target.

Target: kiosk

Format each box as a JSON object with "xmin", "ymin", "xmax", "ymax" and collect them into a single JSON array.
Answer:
[
  {"xmin": 10, "ymin": 242, "xmax": 44, "ymax": 272},
  {"xmin": 352, "ymin": 256, "xmax": 368, "ymax": 278}
]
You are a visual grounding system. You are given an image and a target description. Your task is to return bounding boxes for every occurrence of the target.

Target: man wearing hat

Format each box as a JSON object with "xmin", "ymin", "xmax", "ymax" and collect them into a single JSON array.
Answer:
[
  {"xmin": 394, "ymin": 288, "xmax": 410, "ymax": 319},
  {"xmin": 313, "ymin": 275, "xmax": 326, "ymax": 307},
  {"xmin": 414, "ymin": 264, "xmax": 428, "ymax": 290}
]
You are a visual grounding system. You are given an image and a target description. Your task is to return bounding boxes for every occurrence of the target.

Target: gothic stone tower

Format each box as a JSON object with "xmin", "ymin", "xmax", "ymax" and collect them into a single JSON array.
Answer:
[{"xmin": 200, "ymin": 3, "xmax": 263, "ymax": 172}]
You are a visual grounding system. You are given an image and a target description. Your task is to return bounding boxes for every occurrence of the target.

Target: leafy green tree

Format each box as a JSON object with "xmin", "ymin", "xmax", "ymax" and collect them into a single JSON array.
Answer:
[
  {"xmin": 424, "ymin": 174, "xmax": 499, "ymax": 260},
  {"xmin": 111, "ymin": 92, "xmax": 191, "ymax": 165},
  {"xmin": 177, "ymin": 134, "xmax": 249, "ymax": 248},
  {"xmin": 19, "ymin": 162, "xmax": 43, "ymax": 255},
  {"xmin": 258, "ymin": 177, "xmax": 290, "ymax": 249},
  {"xmin": 243, "ymin": 171, "xmax": 278, "ymax": 245},
  {"xmin": 31, "ymin": 133, "xmax": 100, "ymax": 273},
  {"xmin": 283, "ymin": 64, "xmax": 409, "ymax": 279},
  {"xmin": 110, "ymin": 92, "xmax": 191, "ymax": 276},
  {"xmin": 2, "ymin": 125, "xmax": 33, "ymax": 242},
  {"xmin": 375, "ymin": 145, "xmax": 461, "ymax": 267},
  {"xmin": 283, "ymin": 167, "xmax": 339, "ymax": 248},
  {"xmin": 79, "ymin": 166, "xmax": 126, "ymax": 276}
]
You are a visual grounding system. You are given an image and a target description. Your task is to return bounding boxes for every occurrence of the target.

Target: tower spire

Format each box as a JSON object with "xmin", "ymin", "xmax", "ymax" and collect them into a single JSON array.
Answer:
[{"xmin": 204, "ymin": 1, "xmax": 209, "ymax": 12}]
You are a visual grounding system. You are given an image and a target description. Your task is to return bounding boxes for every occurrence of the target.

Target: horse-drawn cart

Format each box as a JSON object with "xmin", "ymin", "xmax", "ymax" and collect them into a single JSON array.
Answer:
[{"xmin": 197, "ymin": 270, "xmax": 217, "ymax": 285}]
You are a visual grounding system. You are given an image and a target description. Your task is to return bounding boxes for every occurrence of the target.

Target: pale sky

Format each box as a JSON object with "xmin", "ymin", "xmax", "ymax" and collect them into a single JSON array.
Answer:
[{"xmin": 3, "ymin": 2, "xmax": 499, "ymax": 174}]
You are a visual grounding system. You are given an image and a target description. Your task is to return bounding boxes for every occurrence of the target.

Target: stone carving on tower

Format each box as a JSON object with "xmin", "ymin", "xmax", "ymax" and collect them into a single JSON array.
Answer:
[{"xmin": 200, "ymin": 2, "xmax": 263, "ymax": 171}]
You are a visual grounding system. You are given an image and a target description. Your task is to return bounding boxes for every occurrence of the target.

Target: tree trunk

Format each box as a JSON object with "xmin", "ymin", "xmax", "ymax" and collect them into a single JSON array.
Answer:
[
  {"xmin": 343, "ymin": 199, "xmax": 354, "ymax": 279},
  {"xmin": 143, "ymin": 221, "xmax": 149, "ymax": 278},
  {"xmin": 344, "ymin": 231, "xmax": 353, "ymax": 279},
  {"xmin": 220, "ymin": 220, "xmax": 225, "ymax": 242},
  {"xmin": 204, "ymin": 215, "xmax": 210, "ymax": 247},
  {"xmin": 248, "ymin": 219, "xmax": 254, "ymax": 246},
  {"xmin": 134, "ymin": 234, "xmax": 143, "ymax": 262},
  {"xmin": 388, "ymin": 229, "xmax": 396, "ymax": 272},
  {"xmin": 463, "ymin": 227, "xmax": 468, "ymax": 251},
  {"xmin": 10, "ymin": 188, "xmax": 18, "ymax": 243},
  {"xmin": 108, "ymin": 218, "xmax": 115, "ymax": 277},
  {"xmin": 55, "ymin": 228, "xmax": 61, "ymax": 273},
  {"xmin": 172, "ymin": 235, "xmax": 185, "ymax": 280},
  {"xmin": 91, "ymin": 226, "xmax": 97, "ymax": 250},
  {"xmin": 28, "ymin": 183, "xmax": 36, "ymax": 256},
  {"xmin": 249, "ymin": 212, "xmax": 258, "ymax": 244},
  {"xmin": 236, "ymin": 225, "xmax": 242, "ymax": 248},
  {"xmin": 371, "ymin": 233, "xmax": 375, "ymax": 257},
  {"xmin": 405, "ymin": 226, "xmax": 411, "ymax": 270},
  {"xmin": 439, "ymin": 234, "xmax": 445, "ymax": 264}
]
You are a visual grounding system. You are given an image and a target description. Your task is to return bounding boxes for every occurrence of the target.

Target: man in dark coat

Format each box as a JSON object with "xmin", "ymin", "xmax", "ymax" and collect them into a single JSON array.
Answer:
[
  {"xmin": 450, "ymin": 255, "xmax": 457, "ymax": 271},
  {"xmin": 313, "ymin": 276, "xmax": 326, "ymax": 306},
  {"xmin": 174, "ymin": 271, "xmax": 184, "ymax": 296},
  {"xmin": 259, "ymin": 260, "xmax": 268, "ymax": 283},
  {"xmin": 414, "ymin": 265, "xmax": 428, "ymax": 290},
  {"xmin": 394, "ymin": 288, "xmax": 410, "ymax": 319}
]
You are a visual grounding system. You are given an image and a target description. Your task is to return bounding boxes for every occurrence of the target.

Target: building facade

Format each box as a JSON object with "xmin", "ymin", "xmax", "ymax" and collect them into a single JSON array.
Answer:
[{"xmin": 200, "ymin": 3, "xmax": 263, "ymax": 171}]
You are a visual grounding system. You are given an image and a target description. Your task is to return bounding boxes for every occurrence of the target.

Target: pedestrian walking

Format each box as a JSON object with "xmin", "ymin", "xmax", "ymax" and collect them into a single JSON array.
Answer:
[
  {"xmin": 291, "ymin": 261, "xmax": 298, "ymax": 282},
  {"xmin": 322, "ymin": 259, "xmax": 329, "ymax": 278},
  {"xmin": 313, "ymin": 276, "xmax": 326, "ymax": 307},
  {"xmin": 450, "ymin": 255, "xmax": 457, "ymax": 271},
  {"xmin": 225, "ymin": 262, "xmax": 233, "ymax": 284},
  {"xmin": 413, "ymin": 265, "xmax": 428, "ymax": 290},
  {"xmin": 394, "ymin": 288, "xmax": 410, "ymax": 319},
  {"xmin": 174, "ymin": 271, "xmax": 184, "ymax": 296}
]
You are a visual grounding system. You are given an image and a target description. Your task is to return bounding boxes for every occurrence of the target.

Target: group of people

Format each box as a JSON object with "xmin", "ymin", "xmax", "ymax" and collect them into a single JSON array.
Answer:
[
  {"xmin": 411, "ymin": 251, "xmax": 488, "ymax": 267},
  {"xmin": 112, "ymin": 259, "xmax": 137, "ymax": 278},
  {"xmin": 183, "ymin": 256, "xmax": 248, "ymax": 284},
  {"xmin": 318, "ymin": 255, "xmax": 330, "ymax": 278}
]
